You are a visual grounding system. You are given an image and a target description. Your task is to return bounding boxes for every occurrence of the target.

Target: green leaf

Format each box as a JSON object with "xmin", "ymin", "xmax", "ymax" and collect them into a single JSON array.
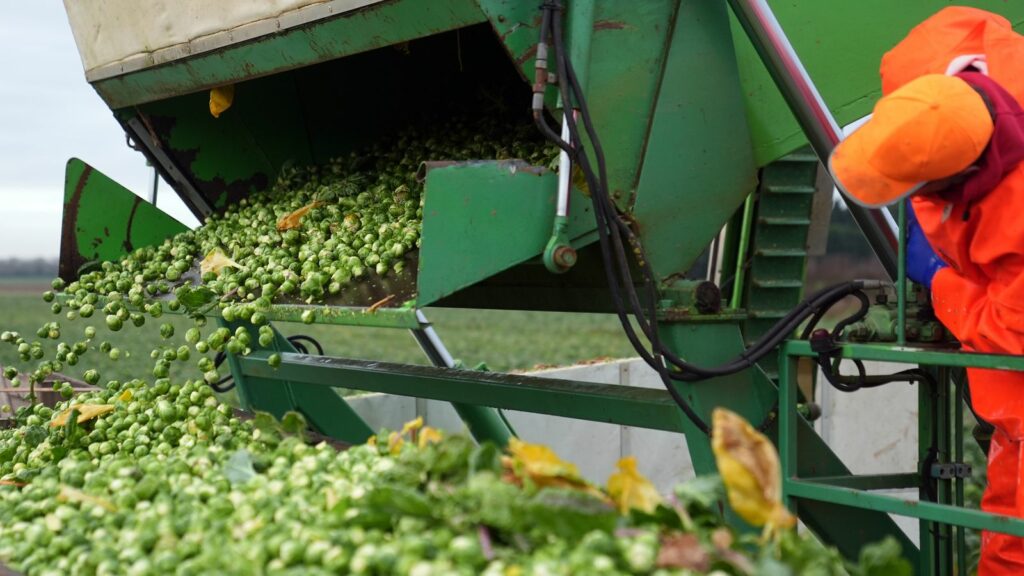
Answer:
[
  {"xmin": 525, "ymin": 488, "xmax": 617, "ymax": 540},
  {"xmin": 366, "ymin": 485, "xmax": 433, "ymax": 517},
  {"xmin": 468, "ymin": 442, "xmax": 502, "ymax": 476},
  {"xmin": 852, "ymin": 536, "xmax": 911, "ymax": 576},
  {"xmin": 280, "ymin": 411, "xmax": 308, "ymax": 439},
  {"xmin": 250, "ymin": 411, "xmax": 284, "ymax": 446},
  {"xmin": 176, "ymin": 284, "xmax": 217, "ymax": 312},
  {"xmin": 223, "ymin": 450, "xmax": 258, "ymax": 485},
  {"xmin": 674, "ymin": 474, "xmax": 724, "ymax": 511}
]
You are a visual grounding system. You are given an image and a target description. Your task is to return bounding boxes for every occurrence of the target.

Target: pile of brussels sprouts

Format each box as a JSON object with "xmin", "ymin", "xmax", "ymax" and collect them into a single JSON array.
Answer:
[
  {"xmin": 1, "ymin": 118, "xmax": 555, "ymax": 394},
  {"xmin": 0, "ymin": 117, "xmax": 912, "ymax": 575},
  {"xmin": 67, "ymin": 118, "xmax": 555, "ymax": 307},
  {"xmin": 0, "ymin": 379, "xmax": 908, "ymax": 576}
]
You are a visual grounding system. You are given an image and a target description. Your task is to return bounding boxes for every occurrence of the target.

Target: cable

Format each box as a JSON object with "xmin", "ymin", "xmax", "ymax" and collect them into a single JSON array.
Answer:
[{"xmin": 532, "ymin": 1, "xmax": 888, "ymax": 434}]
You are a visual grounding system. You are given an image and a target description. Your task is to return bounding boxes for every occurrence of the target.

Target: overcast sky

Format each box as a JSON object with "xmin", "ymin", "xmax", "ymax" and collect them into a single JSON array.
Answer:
[{"xmin": 0, "ymin": 3, "xmax": 197, "ymax": 259}]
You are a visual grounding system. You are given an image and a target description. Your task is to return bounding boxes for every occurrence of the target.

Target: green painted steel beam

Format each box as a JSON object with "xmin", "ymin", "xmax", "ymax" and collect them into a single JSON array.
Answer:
[
  {"xmin": 784, "ymin": 340, "xmax": 1024, "ymax": 372},
  {"xmin": 803, "ymin": 474, "xmax": 919, "ymax": 491},
  {"xmin": 668, "ymin": 323, "xmax": 918, "ymax": 567},
  {"xmin": 237, "ymin": 351, "xmax": 687, "ymax": 432},
  {"xmin": 92, "ymin": 0, "xmax": 487, "ymax": 108},
  {"xmin": 787, "ymin": 480, "xmax": 1024, "ymax": 538},
  {"xmin": 259, "ymin": 304, "xmax": 419, "ymax": 329}
]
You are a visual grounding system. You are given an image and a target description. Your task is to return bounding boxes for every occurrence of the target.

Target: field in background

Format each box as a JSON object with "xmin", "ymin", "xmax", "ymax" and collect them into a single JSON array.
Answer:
[{"xmin": 0, "ymin": 280, "xmax": 636, "ymax": 390}]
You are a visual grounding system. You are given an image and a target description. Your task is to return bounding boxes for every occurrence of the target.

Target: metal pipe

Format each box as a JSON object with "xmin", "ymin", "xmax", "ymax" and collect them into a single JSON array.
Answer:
[
  {"xmin": 727, "ymin": 0, "xmax": 899, "ymax": 279},
  {"xmin": 954, "ymin": 371, "xmax": 966, "ymax": 576},
  {"xmin": 150, "ymin": 166, "xmax": 160, "ymax": 205},
  {"xmin": 411, "ymin": 310, "xmax": 515, "ymax": 445},
  {"xmin": 556, "ymin": 115, "xmax": 573, "ymax": 218},
  {"xmin": 729, "ymin": 194, "xmax": 755, "ymax": 310}
]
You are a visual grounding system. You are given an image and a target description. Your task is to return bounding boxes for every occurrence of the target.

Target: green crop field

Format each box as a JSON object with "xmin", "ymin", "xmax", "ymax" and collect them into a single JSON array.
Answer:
[{"xmin": 0, "ymin": 280, "xmax": 637, "ymax": 395}]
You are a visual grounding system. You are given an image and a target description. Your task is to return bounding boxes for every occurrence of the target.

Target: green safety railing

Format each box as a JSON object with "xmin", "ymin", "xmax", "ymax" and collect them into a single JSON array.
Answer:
[{"xmin": 779, "ymin": 342, "xmax": 1024, "ymax": 574}]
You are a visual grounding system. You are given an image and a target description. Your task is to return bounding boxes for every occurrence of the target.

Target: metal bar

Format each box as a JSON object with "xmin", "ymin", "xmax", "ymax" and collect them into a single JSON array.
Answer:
[
  {"xmin": 779, "ymin": 351, "xmax": 797, "ymax": 511},
  {"xmin": 802, "ymin": 473, "xmax": 920, "ymax": 491},
  {"xmin": 919, "ymin": 366, "xmax": 936, "ymax": 574},
  {"xmin": 938, "ymin": 367, "xmax": 953, "ymax": 573},
  {"xmin": 787, "ymin": 480, "xmax": 1024, "ymax": 537},
  {"xmin": 150, "ymin": 166, "xmax": 159, "ymax": 205},
  {"xmin": 556, "ymin": 117, "xmax": 573, "ymax": 218},
  {"xmin": 410, "ymin": 310, "xmax": 514, "ymax": 446},
  {"xmin": 783, "ymin": 341, "xmax": 1024, "ymax": 371},
  {"xmin": 729, "ymin": 193, "xmax": 755, "ymax": 310},
  {"xmin": 237, "ymin": 351, "xmax": 687, "ymax": 432},
  {"xmin": 726, "ymin": 0, "xmax": 899, "ymax": 279},
  {"xmin": 897, "ymin": 201, "xmax": 907, "ymax": 345},
  {"xmin": 954, "ymin": 371, "xmax": 967, "ymax": 576},
  {"xmin": 124, "ymin": 117, "xmax": 211, "ymax": 218}
]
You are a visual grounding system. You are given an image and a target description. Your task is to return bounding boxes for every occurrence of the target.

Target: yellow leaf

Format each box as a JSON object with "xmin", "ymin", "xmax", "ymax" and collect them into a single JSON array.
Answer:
[
  {"xmin": 387, "ymin": 431, "xmax": 404, "ymax": 455},
  {"xmin": 118, "ymin": 389, "xmax": 132, "ymax": 402},
  {"xmin": 417, "ymin": 426, "xmax": 443, "ymax": 448},
  {"xmin": 400, "ymin": 416, "xmax": 424, "ymax": 436},
  {"xmin": 50, "ymin": 404, "xmax": 115, "ymax": 427},
  {"xmin": 506, "ymin": 438, "xmax": 582, "ymax": 482},
  {"xmin": 711, "ymin": 408, "xmax": 795, "ymax": 535},
  {"xmin": 606, "ymin": 456, "xmax": 662, "ymax": 515},
  {"xmin": 200, "ymin": 248, "xmax": 241, "ymax": 277},
  {"xmin": 366, "ymin": 435, "xmax": 377, "ymax": 447},
  {"xmin": 209, "ymin": 85, "xmax": 235, "ymax": 118},
  {"xmin": 58, "ymin": 485, "xmax": 116, "ymax": 512},
  {"xmin": 276, "ymin": 201, "xmax": 323, "ymax": 231}
]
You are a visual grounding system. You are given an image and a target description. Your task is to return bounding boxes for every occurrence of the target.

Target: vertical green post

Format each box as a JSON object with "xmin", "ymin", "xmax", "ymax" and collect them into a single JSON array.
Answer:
[
  {"xmin": 918, "ymin": 370, "xmax": 937, "ymax": 574},
  {"xmin": 954, "ymin": 370, "xmax": 967, "ymax": 576},
  {"xmin": 897, "ymin": 201, "xmax": 907, "ymax": 345},
  {"xmin": 779, "ymin": 348, "xmax": 797, "ymax": 513},
  {"xmin": 729, "ymin": 194, "xmax": 755, "ymax": 311},
  {"xmin": 938, "ymin": 367, "xmax": 953, "ymax": 573}
]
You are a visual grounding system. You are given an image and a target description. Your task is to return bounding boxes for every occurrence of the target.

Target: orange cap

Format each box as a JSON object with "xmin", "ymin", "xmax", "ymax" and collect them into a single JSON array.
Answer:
[{"xmin": 830, "ymin": 74, "xmax": 993, "ymax": 207}]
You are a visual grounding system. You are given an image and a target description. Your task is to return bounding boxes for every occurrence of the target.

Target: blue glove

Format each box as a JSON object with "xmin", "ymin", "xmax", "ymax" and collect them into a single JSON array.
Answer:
[{"xmin": 905, "ymin": 201, "xmax": 947, "ymax": 289}]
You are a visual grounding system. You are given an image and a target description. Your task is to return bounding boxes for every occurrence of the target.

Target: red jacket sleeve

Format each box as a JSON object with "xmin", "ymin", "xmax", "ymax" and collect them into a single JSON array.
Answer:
[{"xmin": 932, "ymin": 264, "xmax": 1024, "ymax": 355}]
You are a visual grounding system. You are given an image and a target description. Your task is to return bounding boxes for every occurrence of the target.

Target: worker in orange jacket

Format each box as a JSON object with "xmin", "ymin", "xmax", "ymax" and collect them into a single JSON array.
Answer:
[
  {"xmin": 831, "ymin": 45, "xmax": 1024, "ymax": 576},
  {"xmin": 832, "ymin": 8, "xmax": 1024, "ymax": 574}
]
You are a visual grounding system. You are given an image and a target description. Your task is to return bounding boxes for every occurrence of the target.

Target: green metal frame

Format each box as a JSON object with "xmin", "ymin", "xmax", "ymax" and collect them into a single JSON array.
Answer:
[
  {"xmin": 58, "ymin": 2, "xmax": 1024, "ymax": 570},
  {"xmin": 779, "ymin": 341, "xmax": 1024, "ymax": 573}
]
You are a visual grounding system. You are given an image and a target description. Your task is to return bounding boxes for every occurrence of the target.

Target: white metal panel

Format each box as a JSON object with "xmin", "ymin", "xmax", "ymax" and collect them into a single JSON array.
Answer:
[{"xmin": 63, "ymin": 0, "xmax": 386, "ymax": 82}]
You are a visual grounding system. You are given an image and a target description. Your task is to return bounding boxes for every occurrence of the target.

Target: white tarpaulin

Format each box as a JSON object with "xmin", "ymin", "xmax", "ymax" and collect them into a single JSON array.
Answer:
[{"xmin": 63, "ymin": 0, "xmax": 385, "ymax": 81}]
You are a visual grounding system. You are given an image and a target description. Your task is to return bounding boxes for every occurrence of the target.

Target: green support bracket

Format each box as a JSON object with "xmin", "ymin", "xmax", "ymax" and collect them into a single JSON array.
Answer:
[
  {"xmin": 661, "ymin": 322, "xmax": 918, "ymax": 566},
  {"xmin": 222, "ymin": 320, "xmax": 374, "ymax": 444},
  {"xmin": 237, "ymin": 351, "xmax": 688, "ymax": 432}
]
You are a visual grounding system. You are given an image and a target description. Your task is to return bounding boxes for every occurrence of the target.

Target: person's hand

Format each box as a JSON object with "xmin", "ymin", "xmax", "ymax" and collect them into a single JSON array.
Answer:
[{"xmin": 905, "ymin": 201, "xmax": 947, "ymax": 289}]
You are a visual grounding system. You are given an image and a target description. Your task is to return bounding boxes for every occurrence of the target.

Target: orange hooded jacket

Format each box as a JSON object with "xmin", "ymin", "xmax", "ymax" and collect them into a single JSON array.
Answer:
[{"xmin": 882, "ymin": 8, "xmax": 1024, "ymax": 438}]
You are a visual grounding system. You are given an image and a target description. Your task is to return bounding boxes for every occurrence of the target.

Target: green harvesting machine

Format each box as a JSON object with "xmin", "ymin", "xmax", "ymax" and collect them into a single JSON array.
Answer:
[{"xmin": 59, "ymin": 0, "xmax": 1024, "ymax": 571}]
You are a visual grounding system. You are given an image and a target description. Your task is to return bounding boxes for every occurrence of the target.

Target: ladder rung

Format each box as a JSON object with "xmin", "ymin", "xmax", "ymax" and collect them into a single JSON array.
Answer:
[
  {"xmin": 752, "ymin": 279, "xmax": 804, "ymax": 289},
  {"xmin": 747, "ymin": 309, "xmax": 790, "ymax": 319},
  {"xmin": 755, "ymin": 248, "xmax": 807, "ymax": 257},
  {"xmin": 778, "ymin": 152, "xmax": 819, "ymax": 163},
  {"xmin": 758, "ymin": 216, "xmax": 811, "ymax": 226},
  {"xmin": 764, "ymin": 184, "xmax": 816, "ymax": 195}
]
